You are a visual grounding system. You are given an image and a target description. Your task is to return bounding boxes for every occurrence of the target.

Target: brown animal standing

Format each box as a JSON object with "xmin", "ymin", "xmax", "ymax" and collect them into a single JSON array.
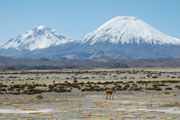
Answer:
[{"xmin": 105, "ymin": 89, "xmax": 116, "ymax": 100}]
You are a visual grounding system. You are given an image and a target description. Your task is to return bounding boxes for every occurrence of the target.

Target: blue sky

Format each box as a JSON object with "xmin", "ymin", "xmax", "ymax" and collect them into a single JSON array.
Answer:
[{"xmin": 0, "ymin": 0, "xmax": 180, "ymax": 44}]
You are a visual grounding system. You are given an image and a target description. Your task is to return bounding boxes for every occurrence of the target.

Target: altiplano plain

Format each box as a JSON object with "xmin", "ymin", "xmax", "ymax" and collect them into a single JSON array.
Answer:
[{"xmin": 0, "ymin": 68, "xmax": 180, "ymax": 119}]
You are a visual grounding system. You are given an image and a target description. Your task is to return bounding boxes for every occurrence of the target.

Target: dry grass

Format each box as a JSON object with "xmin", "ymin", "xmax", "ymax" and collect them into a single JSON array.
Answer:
[
  {"xmin": 159, "ymin": 118, "xmax": 175, "ymax": 120},
  {"xmin": 19, "ymin": 108, "xmax": 40, "ymax": 111},
  {"xmin": 84, "ymin": 118, "xmax": 113, "ymax": 120},
  {"xmin": 2, "ymin": 113, "xmax": 20, "ymax": 117},
  {"xmin": 46, "ymin": 119, "xmax": 62, "ymax": 120},
  {"xmin": 115, "ymin": 115, "xmax": 137, "ymax": 119},
  {"xmin": 91, "ymin": 113, "xmax": 111, "ymax": 117},
  {"xmin": 30, "ymin": 111, "xmax": 57, "ymax": 116},
  {"xmin": 142, "ymin": 115, "xmax": 157, "ymax": 119},
  {"xmin": 19, "ymin": 118, "xmax": 33, "ymax": 120}
]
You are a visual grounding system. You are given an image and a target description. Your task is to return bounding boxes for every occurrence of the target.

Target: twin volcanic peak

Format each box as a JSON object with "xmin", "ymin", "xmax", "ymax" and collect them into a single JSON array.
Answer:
[
  {"xmin": 2, "ymin": 26, "xmax": 72, "ymax": 51},
  {"xmin": 2, "ymin": 16, "xmax": 180, "ymax": 51},
  {"xmin": 0, "ymin": 16, "xmax": 180, "ymax": 59}
]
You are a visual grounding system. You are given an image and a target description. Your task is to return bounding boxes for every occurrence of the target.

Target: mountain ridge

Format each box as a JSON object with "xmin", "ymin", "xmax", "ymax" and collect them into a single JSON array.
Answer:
[
  {"xmin": 0, "ymin": 16, "xmax": 180, "ymax": 59},
  {"xmin": 1, "ymin": 55, "xmax": 180, "ymax": 70},
  {"xmin": 2, "ymin": 26, "xmax": 72, "ymax": 51}
]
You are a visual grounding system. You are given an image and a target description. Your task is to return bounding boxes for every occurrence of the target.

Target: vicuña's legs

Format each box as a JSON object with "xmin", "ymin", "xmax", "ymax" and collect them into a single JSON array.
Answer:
[
  {"xmin": 106, "ymin": 94, "xmax": 108, "ymax": 99},
  {"xmin": 111, "ymin": 94, "xmax": 114, "ymax": 100},
  {"xmin": 109, "ymin": 94, "xmax": 111, "ymax": 99},
  {"xmin": 107, "ymin": 94, "xmax": 109, "ymax": 100}
]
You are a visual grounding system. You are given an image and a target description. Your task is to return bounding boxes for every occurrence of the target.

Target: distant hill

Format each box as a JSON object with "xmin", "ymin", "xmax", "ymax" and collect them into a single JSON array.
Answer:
[{"xmin": 0, "ymin": 56, "xmax": 180, "ymax": 70}]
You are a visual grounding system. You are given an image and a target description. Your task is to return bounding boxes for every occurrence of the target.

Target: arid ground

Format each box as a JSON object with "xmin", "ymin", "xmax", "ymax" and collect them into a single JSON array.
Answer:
[{"xmin": 0, "ymin": 68, "xmax": 180, "ymax": 120}]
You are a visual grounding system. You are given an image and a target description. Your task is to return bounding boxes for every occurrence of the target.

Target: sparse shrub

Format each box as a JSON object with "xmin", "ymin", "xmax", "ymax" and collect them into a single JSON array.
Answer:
[
  {"xmin": 16, "ymin": 88, "xmax": 21, "ymax": 94},
  {"xmin": 117, "ymin": 81, "xmax": 124, "ymax": 84},
  {"xmin": 14, "ymin": 84, "xmax": 26, "ymax": 89},
  {"xmin": 175, "ymin": 85, "xmax": 180, "ymax": 89},
  {"xmin": 165, "ymin": 87, "xmax": 173, "ymax": 90},
  {"xmin": 7, "ymin": 86, "xmax": 15, "ymax": 91},
  {"xmin": 116, "ymin": 85, "xmax": 123, "ymax": 91},
  {"xmin": 132, "ymin": 83, "xmax": 138, "ymax": 87},
  {"xmin": 22, "ymin": 89, "xmax": 43, "ymax": 95},
  {"xmin": 0, "ymin": 76, "xmax": 4, "ymax": 78},
  {"xmin": 122, "ymin": 84, "xmax": 130, "ymax": 90},
  {"xmin": 73, "ymin": 77, "xmax": 78, "ymax": 83},
  {"xmin": 146, "ymin": 87, "xmax": 154, "ymax": 90},
  {"xmin": 36, "ymin": 95, "xmax": 43, "ymax": 99},
  {"xmin": 127, "ymin": 81, "xmax": 134, "ymax": 83},
  {"xmin": 133, "ymin": 87, "xmax": 142, "ymax": 91},
  {"xmin": 164, "ymin": 91, "xmax": 170, "ymax": 94},
  {"xmin": 79, "ymin": 82, "xmax": 84, "ymax": 86},
  {"xmin": 154, "ymin": 87, "xmax": 162, "ymax": 91},
  {"xmin": 64, "ymin": 81, "xmax": 69, "ymax": 84},
  {"xmin": 0, "ymin": 83, "xmax": 7, "ymax": 87},
  {"xmin": 54, "ymin": 87, "xmax": 71, "ymax": 92},
  {"xmin": 152, "ymin": 76, "xmax": 158, "ymax": 78}
]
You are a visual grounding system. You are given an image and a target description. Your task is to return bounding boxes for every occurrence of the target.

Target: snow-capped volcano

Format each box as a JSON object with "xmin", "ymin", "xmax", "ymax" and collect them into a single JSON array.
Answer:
[
  {"xmin": 0, "ymin": 17, "xmax": 180, "ymax": 59},
  {"xmin": 79, "ymin": 16, "xmax": 180, "ymax": 45},
  {"xmin": 2, "ymin": 26, "xmax": 72, "ymax": 51}
]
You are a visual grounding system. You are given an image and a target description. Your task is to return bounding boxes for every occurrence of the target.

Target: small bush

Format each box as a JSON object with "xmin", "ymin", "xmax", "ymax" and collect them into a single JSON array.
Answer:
[
  {"xmin": 165, "ymin": 87, "xmax": 173, "ymax": 90},
  {"xmin": 36, "ymin": 95, "xmax": 43, "ymax": 99}
]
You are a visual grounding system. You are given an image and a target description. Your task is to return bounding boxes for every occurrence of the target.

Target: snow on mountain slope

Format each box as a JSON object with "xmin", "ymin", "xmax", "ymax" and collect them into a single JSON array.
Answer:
[
  {"xmin": 2, "ymin": 26, "xmax": 72, "ymax": 51},
  {"xmin": 0, "ymin": 43, "xmax": 2, "ymax": 48},
  {"xmin": 79, "ymin": 16, "xmax": 180, "ymax": 45}
]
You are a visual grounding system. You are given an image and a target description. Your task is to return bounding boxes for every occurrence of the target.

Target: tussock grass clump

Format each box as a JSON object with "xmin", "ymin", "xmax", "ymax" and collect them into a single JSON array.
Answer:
[
  {"xmin": 175, "ymin": 85, "xmax": 180, "ymax": 89},
  {"xmin": 154, "ymin": 87, "xmax": 162, "ymax": 91},
  {"xmin": 132, "ymin": 87, "xmax": 142, "ymax": 91},
  {"xmin": 36, "ymin": 95, "xmax": 43, "ymax": 99},
  {"xmin": 141, "ymin": 115, "xmax": 156, "ymax": 119},
  {"xmin": 53, "ymin": 87, "xmax": 72, "ymax": 92},
  {"xmin": 165, "ymin": 87, "xmax": 173, "ymax": 90},
  {"xmin": 0, "ymin": 83, "xmax": 7, "ymax": 87},
  {"xmin": 84, "ymin": 118, "xmax": 113, "ymax": 120},
  {"xmin": 22, "ymin": 89, "xmax": 43, "ymax": 95}
]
